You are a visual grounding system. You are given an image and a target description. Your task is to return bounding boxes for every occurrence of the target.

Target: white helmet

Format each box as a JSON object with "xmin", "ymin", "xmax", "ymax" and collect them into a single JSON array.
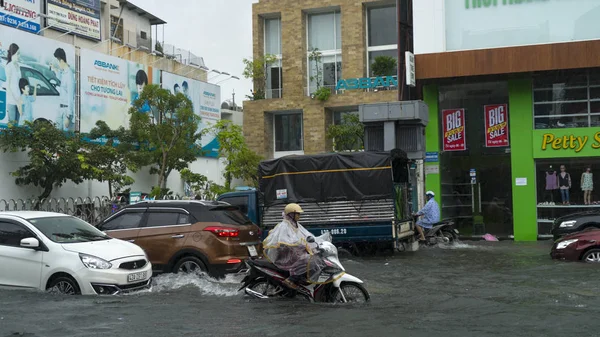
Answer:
[{"xmin": 426, "ymin": 191, "xmax": 435, "ymax": 197}]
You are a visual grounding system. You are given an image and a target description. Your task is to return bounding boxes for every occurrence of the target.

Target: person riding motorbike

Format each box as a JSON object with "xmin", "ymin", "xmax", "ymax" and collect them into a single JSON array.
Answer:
[
  {"xmin": 262, "ymin": 203, "xmax": 326, "ymax": 290},
  {"xmin": 412, "ymin": 191, "xmax": 441, "ymax": 241}
]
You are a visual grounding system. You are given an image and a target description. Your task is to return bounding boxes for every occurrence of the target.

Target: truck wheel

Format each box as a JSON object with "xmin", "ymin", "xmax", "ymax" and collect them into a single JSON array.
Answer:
[{"xmin": 337, "ymin": 247, "xmax": 353, "ymax": 259}]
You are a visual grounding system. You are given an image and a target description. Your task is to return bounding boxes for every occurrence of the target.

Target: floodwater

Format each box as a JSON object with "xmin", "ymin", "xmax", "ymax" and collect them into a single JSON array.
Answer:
[{"xmin": 1, "ymin": 241, "xmax": 599, "ymax": 337}]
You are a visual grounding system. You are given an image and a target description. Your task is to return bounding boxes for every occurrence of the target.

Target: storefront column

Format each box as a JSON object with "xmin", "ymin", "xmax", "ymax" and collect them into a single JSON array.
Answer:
[
  {"xmin": 423, "ymin": 85, "xmax": 441, "ymax": 213},
  {"xmin": 509, "ymin": 79, "xmax": 537, "ymax": 241}
]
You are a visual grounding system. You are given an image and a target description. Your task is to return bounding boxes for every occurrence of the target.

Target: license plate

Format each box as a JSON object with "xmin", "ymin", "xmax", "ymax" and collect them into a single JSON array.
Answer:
[
  {"xmin": 453, "ymin": 229, "xmax": 459, "ymax": 234},
  {"xmin": 127, "ymin": 271, "xmax": 147, "ymax": 283},
  {"xmin": 247, "ymin": 245, "xmax": 258, "ymax": 257}
]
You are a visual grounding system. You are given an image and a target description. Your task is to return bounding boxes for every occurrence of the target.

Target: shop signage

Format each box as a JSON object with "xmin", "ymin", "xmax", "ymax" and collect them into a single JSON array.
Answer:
[
  {"xmin": 47, "ymin": 0, "xmax": 101, "ymax": 41},
  {"xmin": 335, "ymin": 76, "xmax": 398, "ymax": 91},
  {"xmin": 0, "ymin": 0, "xmax": 42, "ymax": 33},
  {"xmin": 533, "ymin": 128, "xmax": 600, "ymax": 159},
  {"xmin": 442, "ymin": 109, "xmax": 466, "ymax": 151},
  {"xmin": 464, "ymin": 0, "xmax": 549, "ymax": 10},
  {"xmin": 405, "ymin": 51, "xmax": 416, "ymax": 87},
  {"xmin": 425, "ymin": 152, "xmax": 439, "ymax": 162},
  {"xmin": 484, "ymin": 104, "xmax": 509, "ymax": 147}
]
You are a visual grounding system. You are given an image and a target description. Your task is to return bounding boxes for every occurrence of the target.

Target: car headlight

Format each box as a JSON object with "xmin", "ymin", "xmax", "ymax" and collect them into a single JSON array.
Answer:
[
  {"xmin": 559, "ymin": 220, "xmax": 577, "ymax": 228},
  {"xmin": 556, "ymin": 239, "xmax": 578, "ymax": 250},
  {"xmin": 79, "ymin": 253, "xmax": 112, "ymax": 269}
]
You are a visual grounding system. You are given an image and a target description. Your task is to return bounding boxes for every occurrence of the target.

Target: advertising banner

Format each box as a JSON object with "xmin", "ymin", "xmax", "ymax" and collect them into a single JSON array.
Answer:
[
  {"xmin": 484, "ymin": 104, "xmax": 509, "ymax": 148},
  {"xmin": 79, "ymin": 48, "xmax": 160, "ymax": 140},
  {"xmin": 0, "ymin": 0, "xmax": 42, "ymax": 33},
  {"xmin": 161, "ymin": 72, "xmax": 221, "ymax": 158},
  {"xmin": 47, "ymin": 0, "xmax": 101, "ymax": 41},
  {"xmin": 0, "ymin": 28, "xmax": 76, "ymax": 130},
  {"xmin": 442, "ymin": 108, "xmax": 466, "ymax": 151}
]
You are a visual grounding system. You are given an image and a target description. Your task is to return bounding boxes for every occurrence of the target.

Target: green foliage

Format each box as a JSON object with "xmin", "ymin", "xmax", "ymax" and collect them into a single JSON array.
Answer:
[
  {"xmin": 204, "ymin": 120, "xmax": 262, "ymax": 189},
  {"xmin": 0, "ymin": 121, "xmax": 88, "ymax": 206},
  {"xmin": 371, "ymin": 56, "xmax": 397, "ymax": 77},
  {"xmin": 326, "ymin": 113, "xmax": 365, "ymax": 152},
  {"xmin": 150, "ymin": 186, "xmax": 173, "ymax": 199},
  {"xmin": 129, "ymin": 84, "xmax": 202, "ymax": 189},
  {"xmin": 242, "ymin": 54, "xmax": 277, "ymax": 100},
  {"xmin": 180, "ymin": 168, "xmax": 208, "ymax": 197},
  {"xmin": 309, "ymin": 48, "xmax": 323, "ymax": 90},
  {"xmin": 314, "ymin": 86, "xmax": 331, "ymax": 101}
]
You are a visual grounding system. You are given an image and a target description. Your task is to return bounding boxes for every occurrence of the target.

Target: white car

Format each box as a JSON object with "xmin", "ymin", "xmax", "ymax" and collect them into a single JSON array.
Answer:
[{"xmin": 0, "ymin": 211, "xmax": 152, "ymax": 295}]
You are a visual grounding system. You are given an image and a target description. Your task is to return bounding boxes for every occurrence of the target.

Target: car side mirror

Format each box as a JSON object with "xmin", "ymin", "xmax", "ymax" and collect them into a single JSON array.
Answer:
[
  {"xmin": 20, "ymin": 237, "xmax": 40, "ymax": 249},
  {"xmin": 306, "ymin": 236, "xmax": 315, "ymax": 243},
  {"xmin": 49, "ymin": 79, "xmax": 58, "ymax": 87}
]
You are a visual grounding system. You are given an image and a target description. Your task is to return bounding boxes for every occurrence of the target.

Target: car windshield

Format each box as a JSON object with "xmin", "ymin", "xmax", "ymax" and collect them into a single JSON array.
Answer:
[{"xmin": 29, "ymin": 216, "xmax": 110, "ymax": 243}]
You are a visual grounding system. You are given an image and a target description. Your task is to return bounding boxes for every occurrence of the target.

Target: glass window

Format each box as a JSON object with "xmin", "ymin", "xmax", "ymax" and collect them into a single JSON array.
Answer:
[
  {"xmin": 274, "ymin": 112, "xmax": 303, "ymax": 152},
  {"xmin": 265, "ymin": 18, "xmax": 281, "ymax": 55},
  {"xmin": 100, "ymin": 212, "xmax": 143, "ymax": 231},
  {"xmin": 534, "ymin": 69, "xmax": 600, "ymax": 129},
  {"xmin": 368, "ymin": 6, "xmax": 397, "ymax": 47},
  {"xmin": 0, "ymin": 222, "xmax": 33, "ymax": 247},
  {"xmin": 30, "ymin": 216, "xmax": 109, "ymax": 243},
  {"xmin": 219, "ymin": 196, "xmax": 249, "ymax": 215},
  {"xmin": 195, "ymin": 206, "xmax": 252, "ymax": 226},
  {"xmin": 368, "ymin": 50, "xmax": 398, "ymax": 77},
  {"xmin": 308, "ymin": 54, "xmax": 341, "ymax": 94},
  {"xmin": 266, "ymin": 59, "xmax": 282, "ymax": 99},
  {"xmin": 308, "ymin": 12, "xmax": 341, "ymax": 51},
  {"xmin": 306, "ymin": 11, "xmax": 342, "ymax": 97},
  {"xmin": 145, "ymin": 212, "xmax": 180, "ymax": 228},
  {"xmin": 178, "ymin": 214, "xmax": 191, "ymax": 225}
]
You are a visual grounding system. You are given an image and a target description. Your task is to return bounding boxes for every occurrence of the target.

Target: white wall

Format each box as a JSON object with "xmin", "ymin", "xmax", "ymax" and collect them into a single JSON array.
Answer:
[{"xmin": 413, "ymin": 0, "xmax": 445, "ymax": 54}]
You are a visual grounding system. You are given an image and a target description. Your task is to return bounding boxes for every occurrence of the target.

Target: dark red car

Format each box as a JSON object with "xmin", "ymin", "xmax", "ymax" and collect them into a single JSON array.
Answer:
[{"xmin": 551, "ymin": 228, "xmax": 600, "ymax": 263}]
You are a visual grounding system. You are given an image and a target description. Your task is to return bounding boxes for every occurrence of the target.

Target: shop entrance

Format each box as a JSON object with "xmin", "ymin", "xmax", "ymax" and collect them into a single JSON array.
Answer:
[{"xmin": 438, "ymin": 82, "xmax": 514, "ymax": 237}]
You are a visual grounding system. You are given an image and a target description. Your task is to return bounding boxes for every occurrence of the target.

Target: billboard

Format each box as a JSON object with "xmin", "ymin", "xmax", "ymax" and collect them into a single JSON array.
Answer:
[
  {"xmin": 442, "ymin": 108, "xmax": 466, "ymax": 152},
  {"xmin": 161, "ymin": 72, "xmax": 221, "ymax": 157},
  {"xmin": 484, "ymin": 104, "xmax": 509, "ymax": 148},
  {"xmin": 47, "ymin": 0, "xmax": 101, "ymax": 41},
  {"xmin": 0, "ymin": 27, "xmax": 76, "ymax": 130},
  {"xmin": 0, "ymin": 0, "xmax": 42, "ymax": 33},
  {"xmin": 79, "ymin": 48, "xmax": 160, "ymax": 140}
]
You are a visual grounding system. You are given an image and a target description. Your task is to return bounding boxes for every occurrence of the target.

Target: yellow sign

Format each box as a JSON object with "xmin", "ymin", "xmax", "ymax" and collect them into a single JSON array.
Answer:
[{"xmin": 540, "ymin": 132, "xmax": 600, "ymax": 153}]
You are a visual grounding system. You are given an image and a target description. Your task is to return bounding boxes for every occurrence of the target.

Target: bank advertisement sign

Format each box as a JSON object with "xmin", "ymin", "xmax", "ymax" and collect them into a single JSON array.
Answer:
[
  {"xmin": 484, "ymin": 104, "xmax": 509, "ymax": 148},
  {"xmin": 161, "ymin": 72, "xmax": 221, "ymax": 157},
  {"xmin": 442, "ymin": 108, "xmax": 466, "ymax": 151},
  {"xmin": 47, "ymin": 0, "xmax": 101, "ymax": 41},
  {"xmin": 0, "ymin": 28, "xmax": 76, "ymax": 130},
  {"xmin": 0, "ymin": 0, "xmax": 42, "ymax": 33},
  {"xmin": 79, "ymin": 48, "xmax": 160, "ymax": 139}
]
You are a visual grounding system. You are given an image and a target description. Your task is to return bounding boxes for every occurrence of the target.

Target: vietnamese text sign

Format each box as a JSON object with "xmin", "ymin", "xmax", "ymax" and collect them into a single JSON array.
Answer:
[
  {"xmin": 47, "ymin": 0, "xmax": 101, "ymax": 41},
  {"xmin": 442, "ymin": 108, "xmax": 466, "ymax": 151},
  {"xmin": 79, "ymin": 48, "xmax": 160, "ymax": 140},
  {"xmin": 162, "ymin": 72, "xmax": 221, "ymax": 157},
  {"xmin": 484, "ymin": 104, "xmax": 509, "ymax": 147},
  {"xmin": 336, "ymin": 76, "xmax": 398, "ymax": 90},
  {"xmin": 0, "ymin": 0, "xmax": 41, "ymax": 33},
  {"xmin": 0, "ymin": 28, "xmax": 76, "ymax": 130}
]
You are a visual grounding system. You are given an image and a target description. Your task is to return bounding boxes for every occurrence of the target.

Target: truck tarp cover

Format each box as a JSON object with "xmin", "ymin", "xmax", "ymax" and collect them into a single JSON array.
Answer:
[{"xmin": 259, "ymin": 151, "xmax": 399, "ymax": 206}]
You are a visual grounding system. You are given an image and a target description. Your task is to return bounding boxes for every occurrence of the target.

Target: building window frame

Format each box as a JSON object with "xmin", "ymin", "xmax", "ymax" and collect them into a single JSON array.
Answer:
[
  {"xmin": 365, "ymin": 4, "xmax": 398, "ymax": 77},
  {"xmin": 306, "ymin": 11, "xmax": 342, "ymax": 96},
  {"xmin": 273, "ymin": 111, "xmax": 304, "ymax": 158},
  {"xmin": 264, "ymin": 16, "xmax": 282, "ymax": 99}
]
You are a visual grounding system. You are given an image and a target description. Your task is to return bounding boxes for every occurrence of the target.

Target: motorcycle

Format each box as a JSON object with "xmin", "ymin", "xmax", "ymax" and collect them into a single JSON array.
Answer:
[
  {"xmin": 413, "ymin": 216, "xmax": 460, "ymax": 246},
  {"xmin": 238, "ymin": 233, "xmax": 370, "ymax": 303}
]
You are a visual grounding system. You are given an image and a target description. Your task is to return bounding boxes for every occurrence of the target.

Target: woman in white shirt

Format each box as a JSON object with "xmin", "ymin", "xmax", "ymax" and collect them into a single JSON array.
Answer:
[{"xmin": 5, "ymin": 43, "xmax": 22, "ymax": 125}]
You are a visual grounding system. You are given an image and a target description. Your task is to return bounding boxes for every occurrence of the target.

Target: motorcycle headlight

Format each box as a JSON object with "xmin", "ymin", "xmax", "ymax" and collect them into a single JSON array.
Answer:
[
  {"xmin": 79, "ymin": 253, "xmax": 112, "ymax": 269},
  {"xmin": 559, "ymin": 220, "xmax": 577, "ymax": 228},
  {"xmin": 556, "ymin": 239, "xmax": 578, "ymax": 250}
]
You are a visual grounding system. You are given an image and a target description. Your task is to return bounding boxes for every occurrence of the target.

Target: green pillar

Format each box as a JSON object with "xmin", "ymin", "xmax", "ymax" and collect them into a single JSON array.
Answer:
[
  {"xmin": 423, "ymin": 85, "xmax": 441, "ymax": 214},
  {"xmin": 509, "ymin": 79, "xmax": 537, "ymax": 241}
]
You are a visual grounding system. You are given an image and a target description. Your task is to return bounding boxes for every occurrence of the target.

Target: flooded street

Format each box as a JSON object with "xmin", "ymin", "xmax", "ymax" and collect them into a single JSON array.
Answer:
[{"xmin": 1, "ymin": 241, "xmax": 599, "ymax": 337}]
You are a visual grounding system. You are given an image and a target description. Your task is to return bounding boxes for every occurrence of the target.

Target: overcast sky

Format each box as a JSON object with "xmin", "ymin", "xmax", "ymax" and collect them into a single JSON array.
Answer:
[{"xmin": 130, "ymin": 0, "xmax": 258, "ymax": 107}]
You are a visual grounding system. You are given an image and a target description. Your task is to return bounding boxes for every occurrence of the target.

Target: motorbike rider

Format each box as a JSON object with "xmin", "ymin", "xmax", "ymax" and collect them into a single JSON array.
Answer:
[
  {"xmin": 413, "ymin": 191, "xmax": 440, "ymax": 241},
  {"xmin": 262, "ymin": 203, "xmax": 326, "ymax": 290}
]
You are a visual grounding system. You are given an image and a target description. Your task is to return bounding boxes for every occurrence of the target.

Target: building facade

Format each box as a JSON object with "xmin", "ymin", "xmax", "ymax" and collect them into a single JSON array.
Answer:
[{"xmin": 246, "ymin": 0, "xmax": 600, "ymax": 241}]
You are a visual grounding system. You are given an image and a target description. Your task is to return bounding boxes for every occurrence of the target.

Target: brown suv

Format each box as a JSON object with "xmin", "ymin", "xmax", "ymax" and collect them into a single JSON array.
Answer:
[{"xmin": 96, "ymin": 200, "xmax": 261, "ymax": 277}]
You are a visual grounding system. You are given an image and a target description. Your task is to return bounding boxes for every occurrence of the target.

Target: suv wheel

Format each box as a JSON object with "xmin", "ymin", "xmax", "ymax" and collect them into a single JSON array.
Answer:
[{"xmin": 173, "ymin": 256, "xmax": 207, "ymax": 274}]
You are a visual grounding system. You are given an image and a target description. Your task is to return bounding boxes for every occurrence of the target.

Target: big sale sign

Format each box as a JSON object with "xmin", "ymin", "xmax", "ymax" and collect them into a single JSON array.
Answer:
[
  {"xmin": 484, "ymin": 104, "xmax": 509, "ymax": 147},
  {"xmin": 442, "ymin": 109, "xmax": 466, "ymax": 151}
]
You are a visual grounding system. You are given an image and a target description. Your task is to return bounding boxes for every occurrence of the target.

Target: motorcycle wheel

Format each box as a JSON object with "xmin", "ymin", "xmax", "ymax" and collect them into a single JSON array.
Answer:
[
  {"xmin": 248, "ymin": 279, "xmax": 281, "ymax": 297},
  {"xmin": 442, "ymin": 230, "xmax": 458, "ymax": 243},
  {"xmin": 331, "ymin": 282, "xmax": 370, "ymax": 304}
]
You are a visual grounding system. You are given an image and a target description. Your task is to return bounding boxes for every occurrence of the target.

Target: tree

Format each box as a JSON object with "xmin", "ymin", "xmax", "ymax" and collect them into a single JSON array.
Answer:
[
  {"xmin": 371, "ymin": 56, "xmax": 397, "ymax": 77},
  {"xmin": 308, "ymin": 48, "xmax": 331, "ymax": 101},
  {"xmin": 129, "ymin": 84, "xmax": 202, "ymax": 190},
  {"xmin": 204, "ymin": 120, "xmax": 262, "ymax": 189},
  {"xmin": 0, "ymin": 121, "xmax": 89, "ymax": 207},
  {"xmin": 84, "ymin": 120, "xmax": 140, "ymax": 198},
  {"xmin": 326, "ymin": 113, "xmax": 365, "ymax": 152},
  {"xmin": 242, "ymin": 54, "xmax": 277, "ymax": 100},
  {"xmin": 180, "ymin": 168, "xmax": 208, "ymax": 197}
]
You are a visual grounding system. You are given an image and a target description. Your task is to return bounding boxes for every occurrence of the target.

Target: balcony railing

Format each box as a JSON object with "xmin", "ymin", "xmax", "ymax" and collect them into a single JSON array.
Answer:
[{"xmin": 266, "ymin": 88, "xmax": 283, "ymax": 99}]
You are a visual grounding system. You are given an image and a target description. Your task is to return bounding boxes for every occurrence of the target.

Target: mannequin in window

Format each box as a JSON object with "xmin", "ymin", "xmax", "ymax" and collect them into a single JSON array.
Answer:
[
  {"xmin": 545, "ymin": 165, "xmax": 559, "ymax": 202},
  {"xmin": 581, "ymin": 166, "xmax": 594, "ymax": 205},
  {"xmin": 558, "ymin": 165, "xmax": 571, "ymax": 205}
]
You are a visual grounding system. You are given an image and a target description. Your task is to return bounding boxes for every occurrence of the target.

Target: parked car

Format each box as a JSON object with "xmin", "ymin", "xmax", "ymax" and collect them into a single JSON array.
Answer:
[
  {"xmin": 95, "ymin": 200, "xmax": 262, "ymax": 278},
  {"xmin": 551, "ymin": 228, "xmax": 600, "ymax": 263},
  {"xmin": 0, "ymin": 211, "xmax": 152, "ymax": 295},
  {"xmin": 551, "ymin": 211, "xmax": 600, "ymax": 240}
]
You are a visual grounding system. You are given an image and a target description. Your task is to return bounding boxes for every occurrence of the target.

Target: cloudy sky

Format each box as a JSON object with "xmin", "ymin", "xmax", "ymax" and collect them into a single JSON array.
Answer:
[{"xmin": 130, "ymin": 0, "xmax": 258, "ymax": 107}]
